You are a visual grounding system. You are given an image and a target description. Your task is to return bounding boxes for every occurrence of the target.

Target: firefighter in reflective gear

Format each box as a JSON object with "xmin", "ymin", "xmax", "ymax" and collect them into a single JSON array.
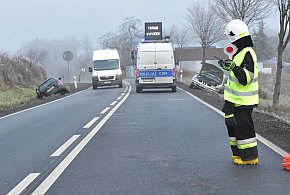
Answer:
[{"xmin": 218, "ymin": 19, "xmax": 259, "ymax": 165}]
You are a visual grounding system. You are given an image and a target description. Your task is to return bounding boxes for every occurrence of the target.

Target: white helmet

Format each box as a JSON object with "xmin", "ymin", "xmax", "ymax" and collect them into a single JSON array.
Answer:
[{"xmin": 225, "ymin": 19, "xmax": 250, "ymax": 43}]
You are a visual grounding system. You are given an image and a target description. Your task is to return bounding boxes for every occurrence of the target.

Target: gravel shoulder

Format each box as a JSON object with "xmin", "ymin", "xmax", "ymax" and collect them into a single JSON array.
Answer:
[{"xmin": 177, "ymin": 82, "xmax": 290, "ymax": 154}]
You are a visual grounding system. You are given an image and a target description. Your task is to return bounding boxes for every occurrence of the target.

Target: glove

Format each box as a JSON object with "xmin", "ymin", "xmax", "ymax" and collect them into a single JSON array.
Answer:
[
  {"xmin": 218, "ymin": 59, "xmax": 236, "ymax": 71},
  {"xmin": 224, "ymin": 113, "xmax": 237, "ymax": 127}
]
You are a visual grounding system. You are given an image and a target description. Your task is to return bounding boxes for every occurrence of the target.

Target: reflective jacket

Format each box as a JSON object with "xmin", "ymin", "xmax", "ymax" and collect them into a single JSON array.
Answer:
[{"xmin": 224, "ymin": 47, "xmax": 259, "ymax": 106}]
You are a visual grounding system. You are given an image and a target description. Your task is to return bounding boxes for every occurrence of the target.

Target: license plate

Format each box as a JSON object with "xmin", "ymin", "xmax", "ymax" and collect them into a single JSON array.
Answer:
[
  {"xmin": 104, "ymin": 81, "xmax": 111, "ymax": 84},
  {"xmin": 47, "ymin": 86, "xmax": 55, "ymax": 92},
  {"xmin": 142, "ymin": 78, "xmax": 154, "ymax": 82}
]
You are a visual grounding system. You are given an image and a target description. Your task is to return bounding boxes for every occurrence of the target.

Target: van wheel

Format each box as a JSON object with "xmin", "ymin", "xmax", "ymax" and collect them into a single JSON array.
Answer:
[
  {"xmin": 136, "ymin": 86, "xmax": 142, "ymax": 93},
  {"xmin": 119, "ymin": 83, "xmax": 123, "ymax": 88},
  {"xmin": 93, "ymin": 85, "xmax": 98, "ymax": 90},
  {"xmin": 172, "ymin": 86, "xmax": 176, "ymax": 92}
]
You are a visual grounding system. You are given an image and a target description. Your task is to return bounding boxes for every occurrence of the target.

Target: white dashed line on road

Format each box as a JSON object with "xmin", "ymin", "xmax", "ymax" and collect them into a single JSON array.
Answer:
[
  {"xmin": 100, "ymin": 107, "xmax": 111, "ymax": 114},
  {"xmin": 50, "ymin": 135, "xmax": 80, "ymax": 157},
  {"xmin": 31, "ymin": 81, "xmax": 131, "ymax": 195},
  {"xmin": 7, "ymin": 173, "xmax": 40, "ymax": 195},
  {"xmin": 110, "ymin": 101, "xmax": 118, "ymax": 106},
  {"xmin": 83, "ymin": 117, "xmax": 100, "ymax": 129}
]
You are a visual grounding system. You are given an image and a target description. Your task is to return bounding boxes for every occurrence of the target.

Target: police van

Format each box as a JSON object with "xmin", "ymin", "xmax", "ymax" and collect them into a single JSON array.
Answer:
[{"xmin": 134, "ymin": 22, "xmax": 177, "ymax": 93}]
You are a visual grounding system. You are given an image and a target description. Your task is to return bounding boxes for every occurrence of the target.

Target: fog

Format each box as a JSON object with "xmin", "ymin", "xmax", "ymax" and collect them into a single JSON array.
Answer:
[{"xmin": 0, "ymin": 0, "xmax": 198, "ymax": 52}]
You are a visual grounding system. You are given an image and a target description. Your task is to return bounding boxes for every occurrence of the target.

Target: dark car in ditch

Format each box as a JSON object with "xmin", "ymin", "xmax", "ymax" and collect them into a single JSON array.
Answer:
[
  {"xmin": 189, "ymin": 63, "xmax": 227, "ymax": 94},
  {"xmin": 36, "ymin": 77, "xmax": 69, "ymax": 98}
]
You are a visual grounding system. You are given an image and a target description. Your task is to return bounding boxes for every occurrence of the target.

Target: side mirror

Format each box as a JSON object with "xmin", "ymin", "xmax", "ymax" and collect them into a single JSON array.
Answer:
[
  {"xmin": 89, "ymin": 67, "xmax": 93, "ymax": 72},
  {"xmin": 175, "ymin": 59, "xmax": 180, "ymax": 66},
  {"xmin": 131, "ymin": 50, "xmax": 135, "ymax": 59}
]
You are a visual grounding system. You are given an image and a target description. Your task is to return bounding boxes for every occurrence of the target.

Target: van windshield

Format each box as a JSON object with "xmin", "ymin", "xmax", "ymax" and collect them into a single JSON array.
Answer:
[
  {"xmin": 93, "ymin": 59, "xmax": 119, "ymax": 70},
  {"xmin": 139, "ymin": 51, "xmax": 172, "ymax": 65}
]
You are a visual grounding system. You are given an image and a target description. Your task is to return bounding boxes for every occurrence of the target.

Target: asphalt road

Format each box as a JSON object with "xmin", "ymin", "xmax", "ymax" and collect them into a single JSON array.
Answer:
[{"xmin": 1, "ymin": 80, "xmax": 290, "ymax": 195}]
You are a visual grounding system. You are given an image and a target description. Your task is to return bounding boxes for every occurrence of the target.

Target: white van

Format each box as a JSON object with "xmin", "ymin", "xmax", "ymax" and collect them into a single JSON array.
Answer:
[
  {"xmin": 89, "ymin": 49, "xmax": 123, "ymax": 89},
  {"xmin": 135, "ymin": 41, "xmax": 177, "ymax": 93}
]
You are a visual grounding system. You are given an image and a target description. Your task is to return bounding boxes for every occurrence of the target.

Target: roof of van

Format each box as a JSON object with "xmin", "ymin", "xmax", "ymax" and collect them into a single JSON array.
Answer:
[
  {"xmin": 138, "ymin": 42, "xmax": 173, "ymax": 52},
  {"xmin": 93, "ymin": 49, "xmax": 119, "ymax": 61}
]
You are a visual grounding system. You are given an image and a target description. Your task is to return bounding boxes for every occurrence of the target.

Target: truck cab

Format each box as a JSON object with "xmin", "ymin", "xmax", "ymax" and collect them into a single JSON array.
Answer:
[
  {"xmin": 89, "ymin": 49, "xmax": 123, "ymax": 89},
  {"xmin": 135, "ymin": 41, "xmax": 177, "ymax": 93}
]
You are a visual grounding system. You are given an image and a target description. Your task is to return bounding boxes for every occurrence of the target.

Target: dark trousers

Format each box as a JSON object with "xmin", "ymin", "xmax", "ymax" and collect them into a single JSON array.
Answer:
[{"xmin": 227, "ymin": 108, "xmax": 258, "ymax": 160}]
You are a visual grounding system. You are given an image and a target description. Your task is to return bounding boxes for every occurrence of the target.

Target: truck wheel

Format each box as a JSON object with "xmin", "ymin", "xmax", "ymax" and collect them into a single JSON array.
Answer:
[
  {"xmin": 189, "ymin": 83, "xmax": 194, "ymax": 89},
  {"xmin": 172, "ymin": 86, "xmax": 177, "ymax": 92},
  {"xmin": 136, "ymin": 86, "xmax": 142, "ymax": 93}
]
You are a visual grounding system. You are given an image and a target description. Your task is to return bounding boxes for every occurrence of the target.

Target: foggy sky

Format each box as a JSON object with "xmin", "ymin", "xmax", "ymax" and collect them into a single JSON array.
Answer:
[{"xmin": 0, "ymin": 0, "xmax": 279, "ymax": 53}]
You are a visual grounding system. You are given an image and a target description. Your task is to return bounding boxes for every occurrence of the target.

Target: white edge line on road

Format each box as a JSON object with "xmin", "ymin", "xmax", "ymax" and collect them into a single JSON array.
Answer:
[
  {"xmin": 50, "ymin": 135, "xmax": 80, "ymax": 157},
  {"xmin": 83, "ymin": 117, "xmax": 100, "ymax": 129},
  {"xmin": 7, "ymin": 173, "xmax": 40, "ymax": 195},
  {"xmin": 31, "ymin": 81, "xmax": 131, "ymax": 195},
  {"xmin": 100, "ymin": 107, "xmax": 111, "ymax": 114},
  {"xmin": 0, "ymin": 90, "xmax": 86, "ymax": 120},
  {"xmin": 121, "ymin": 93, "xmax": 125, "ymax": 96},
  {"xmin": 117, "ymin": 96, "xmax": 122, "ymax": 100},
  {"xmin": 178, "ymin": 87, "xmax": 288, "ymax": 157},
  {"xmin": 110, "ymin": 101, "xmax": 118, "ymax": 106}
]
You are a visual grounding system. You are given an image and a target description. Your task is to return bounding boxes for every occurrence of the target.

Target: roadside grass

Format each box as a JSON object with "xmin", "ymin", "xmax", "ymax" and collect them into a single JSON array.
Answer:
[{"xmin": 0, "ymin": 85, "xmax": 36, "ymax": 109}]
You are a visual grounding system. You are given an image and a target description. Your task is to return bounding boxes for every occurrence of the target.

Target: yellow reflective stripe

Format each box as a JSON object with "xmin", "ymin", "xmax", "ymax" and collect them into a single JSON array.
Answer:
[
  {"xmin": 229, "ymin": 141, "xmax": 237, "ymax": 146},
  {"xmin": 238, "ymin": 142, "xmax": 257, "ymax": 149},
  {"xmin": 229, "ymin": 137, "xmax": 236, "ymax": 141},
  {"xmin": 228, "ymin": 73, "xmax": 258, "ymax": 84},
  {"xmin": 239, "ymin": 32, "xmax": 247, "ymax": 37},
  {"xmin": 237, "ymin": 138, "xmax": 256, "ymax": 145},
  {"xmin": 224, "ymin": 114, "xmax": 234, "ymax": 118},
  {"xmin": 225, "ymin": 86, "xmax": 259, "ymax": 96}
]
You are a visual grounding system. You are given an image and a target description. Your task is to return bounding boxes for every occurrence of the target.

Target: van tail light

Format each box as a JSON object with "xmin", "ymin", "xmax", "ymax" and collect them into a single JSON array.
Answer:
[
  {"xmin": 56, "ymin": 81, "xmax": 62, "ymax": 86},
  {"xmin": 135, "ymin": 68, "xmax": 139, "ymax": 77},
  {"xmin": 173, "ymin": 68, "xmax": 176, "ymax": 77}
]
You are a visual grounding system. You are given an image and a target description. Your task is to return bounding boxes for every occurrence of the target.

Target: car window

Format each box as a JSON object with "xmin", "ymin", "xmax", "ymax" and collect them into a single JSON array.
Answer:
[{"xmin": 39, "ymin": 78, "xmax": 56, "ymax": 92}]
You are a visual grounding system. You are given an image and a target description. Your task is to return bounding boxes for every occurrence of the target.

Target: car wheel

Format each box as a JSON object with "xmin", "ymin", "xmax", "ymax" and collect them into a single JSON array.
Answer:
[
  {"xmin": 189, "ymin": 83, "xmax": 194, "ymax": 89},
  {"xmin": 136, "ymin": 86, "xmax": 142, "ymax": 93},
  {"xmin": 172, "ymin": 86, "xmax": 177, "ymax": 92}
]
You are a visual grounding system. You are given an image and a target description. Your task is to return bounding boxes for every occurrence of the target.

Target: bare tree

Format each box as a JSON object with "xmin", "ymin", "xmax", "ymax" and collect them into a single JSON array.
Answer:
[
  {"xmin": 172, "ymin": 25, "xmax": 189, "ymax": 49},
  {"xmin": 98, "ymin": 16, "xmax": 141, "ymax": 77},
  {"xmin": 98, "ymin": 32, "xmax": 122, "ymax": 50},
  {"xmin": 186, "ymin": 2, "xmax": 225, "ymax": 65},
  {"xmin": 24, "ymin": 47, "xmax": 48, "ymax": 65},
  {"xmin": 211, "ymin": 0, "xmax": 273, "ymax": 26},
  {"xmin": 272, "ymin": 0, "xmax": 290, "ymax": 106},
  {"xmin": 78, "ymin": 35, "xmax": 93, "ymax": 81}
]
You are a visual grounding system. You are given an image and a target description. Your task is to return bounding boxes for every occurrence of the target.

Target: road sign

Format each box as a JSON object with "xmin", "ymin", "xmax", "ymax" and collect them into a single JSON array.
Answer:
[
  {"xmin": 63, "ymin": 51, "xmax": 73, "ymax": 61},
  {"xmin": 223, "ymin": 43, "xmax": 237, "ymax": 59},
  {"xmin": 145, "ymin": 22, "xmax": 162, "ymax": 41}
]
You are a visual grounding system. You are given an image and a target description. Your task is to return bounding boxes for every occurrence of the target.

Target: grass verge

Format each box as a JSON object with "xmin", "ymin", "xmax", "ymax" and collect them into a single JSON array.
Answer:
[{"xmin": 0, "ymin": 85, "xmax": 36, "ymax": 109}]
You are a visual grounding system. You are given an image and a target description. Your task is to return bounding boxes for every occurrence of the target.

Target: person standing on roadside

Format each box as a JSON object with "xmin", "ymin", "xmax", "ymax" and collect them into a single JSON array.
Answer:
[{"xmin": 218, "ymin": 19, "xmax": 259, "ymax": 165}]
